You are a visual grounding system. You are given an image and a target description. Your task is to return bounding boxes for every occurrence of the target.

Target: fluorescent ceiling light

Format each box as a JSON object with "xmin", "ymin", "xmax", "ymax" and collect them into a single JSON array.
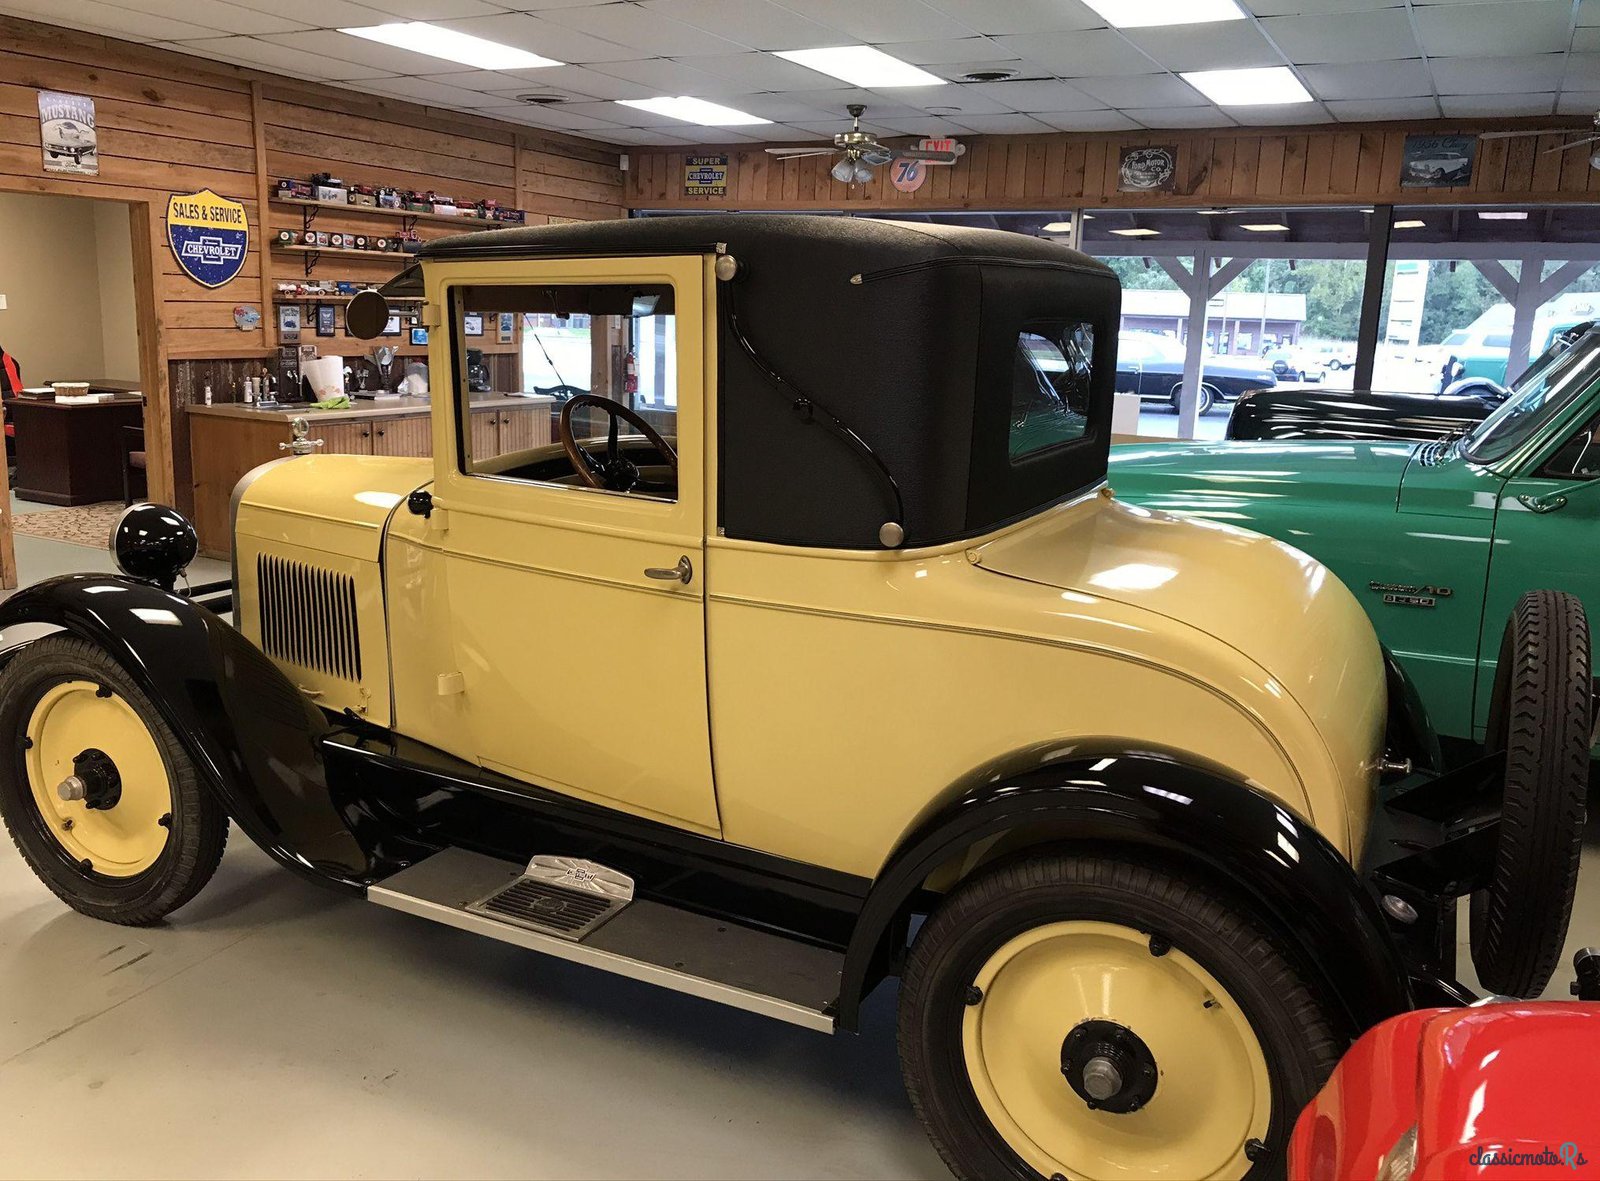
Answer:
[
  {"xmin": 1240, "ymin": 223, "xmax": 1289, "ymax": 232},
  {"xmin": 1110, "ymin": 228, "xmax": 1161, "ymax": 237},
  {"xmin": 1478, "ymin": 211, "xmax": 1528, "ymax": 220},
  {"xmin": 340, "ymin": 22, "xmax": 560, "ymax": 70},
  {"xmin": 1082, "ymin": 0, "xmax": 1246, "ymax": 27},
  {"xmin": 1180, "ymin": 66, "xmax": 1312, "ymax": 107},
  {"xmin": 774, "ymin": 45, "xmax": 943, "ymax": 88},
  {"xmin": 1394, "ymin": 220, "xmax": 1427, "ymax": 229},
  {"xmin": 1042, "ymin": 220, "xmax": 1074, "ymax": 232},
  {"xmin": 616, "ymin": 96, "xmax": 772, "ymax": 126}
]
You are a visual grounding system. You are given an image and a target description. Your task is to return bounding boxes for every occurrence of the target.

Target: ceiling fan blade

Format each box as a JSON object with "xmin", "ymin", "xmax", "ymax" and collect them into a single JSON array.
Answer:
[
  {"xmin": 895, "ymin": 148, "xmax": 961, "ymax": 162},
  {"xmin": 1547, "ymin": 136, "xmax": 1600, "ymax": 153},
  {"xmin": 860, "ymin": 146, "xmax": 895, "ymax": 166},
  {"xmin": 764, "ymin": 147, "xmax": 836, "ymax": 157},
  {"xmin": 1480, "ymin": 127, "xmax": 1588, "ymax": 140}
]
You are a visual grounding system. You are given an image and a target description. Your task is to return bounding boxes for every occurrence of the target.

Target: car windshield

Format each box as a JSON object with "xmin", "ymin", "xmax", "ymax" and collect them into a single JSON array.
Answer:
[{"xmin": 1464, "ymin": 330, "xmax": 1600, "ymax": 464}]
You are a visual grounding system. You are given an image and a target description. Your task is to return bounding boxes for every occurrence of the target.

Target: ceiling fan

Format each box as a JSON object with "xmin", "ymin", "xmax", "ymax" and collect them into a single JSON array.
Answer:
[
  {"xmin": 765, "ymin": 104, "xmax": 965, "ymax": 184},
  {"xmin": 1481, "ymin": 112, "xmax": 1600, "ymax": 161}
]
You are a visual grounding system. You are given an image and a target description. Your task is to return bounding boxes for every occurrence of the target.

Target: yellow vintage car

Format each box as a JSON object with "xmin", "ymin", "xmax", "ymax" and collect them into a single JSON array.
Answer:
[{"xmin": 0, "ymin": 216, "xmax": 1589, "ymax": 1181}]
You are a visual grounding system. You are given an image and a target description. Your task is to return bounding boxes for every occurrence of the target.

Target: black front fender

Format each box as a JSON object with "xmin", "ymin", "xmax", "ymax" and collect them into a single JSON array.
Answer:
[
  {"xmin": 0, "ymin": 574, "xmax": 379, "ymax": 892},
  {"xmin": 837, "ymin": 752, "xmax": 1413, "ymax": 1037}
]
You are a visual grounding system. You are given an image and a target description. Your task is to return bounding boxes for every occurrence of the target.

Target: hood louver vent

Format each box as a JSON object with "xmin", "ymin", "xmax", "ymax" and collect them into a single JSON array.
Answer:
[{"xmin": 256, "ymin": 554, "xmax": 362, "ymax": 682}]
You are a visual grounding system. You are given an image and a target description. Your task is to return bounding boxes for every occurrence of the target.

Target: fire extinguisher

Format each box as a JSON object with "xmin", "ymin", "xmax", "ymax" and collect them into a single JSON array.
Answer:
[{"xmin": 623, "ymin": 349, "xmax": 638, "ymax": 395}]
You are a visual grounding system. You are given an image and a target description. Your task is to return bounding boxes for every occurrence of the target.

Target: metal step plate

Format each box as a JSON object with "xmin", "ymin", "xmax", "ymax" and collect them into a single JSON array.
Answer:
[
  {"xmin": 369, "ymin": 848, "xmax": 842, "ymax": 1032},
  {"xmin": 466, "ymin": 855, "xmax": 633, "ymax": 942}
]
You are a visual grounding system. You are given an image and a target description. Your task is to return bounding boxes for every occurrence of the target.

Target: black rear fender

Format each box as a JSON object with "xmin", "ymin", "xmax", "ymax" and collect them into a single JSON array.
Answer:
[
  {"xmin": 0, "ymin": 575, "xmax": 376, "ymax": 892},
  {"xmin": 836, "ymin": 751, "xmax": 1413, "ymax": 1038}
]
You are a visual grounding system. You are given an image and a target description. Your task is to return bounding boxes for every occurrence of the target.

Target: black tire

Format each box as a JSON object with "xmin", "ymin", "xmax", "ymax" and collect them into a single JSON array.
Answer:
[
  {"xmin": 0, "ymin": 635, "xmax": 227, "ymax": 925},
  {"xmin": 1170, "ymin": 382, "xmax": 1217, "ymax": 416},
  {"xmin": 898, "ymin": 851, "xmax": 1341, "ymax": 1181},
  {"xmin": 1470, "ymin": 590, "xmax": 1591, "ymax": 997}
]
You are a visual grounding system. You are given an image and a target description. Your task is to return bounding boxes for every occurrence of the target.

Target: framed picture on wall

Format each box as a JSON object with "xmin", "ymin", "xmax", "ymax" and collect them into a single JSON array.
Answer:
[
  {"xmin": 410, "ymin": 327, "xmax": 429, "ymax": 347},
  {"xmin": 278, "ymin": 304, "xmax": 301, "ymax": 343},
  {"xmin": 464, "ymin": 312, "xmax": 484, "ymax": 337},
  {"xmin": 315, "ymin": 304, "xmax": 336, "ymax": 337},
  {"xmin": 497, "ymin": 312, "xmax": 514, "ymax": 344},
  {"xmin": 383, "ymin": 314, "xmax": 402, "ymax": 337}
]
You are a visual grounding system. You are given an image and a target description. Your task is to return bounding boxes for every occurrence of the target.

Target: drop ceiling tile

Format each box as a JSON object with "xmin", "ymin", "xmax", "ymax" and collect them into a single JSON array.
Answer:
[
  {"xmin": 1566, "ymin": 52, "xmax": 1600, "ymax": 89},
  {"xmin": 676, "ymin": 51, "xmax": 846, "ymax": 90},
  {"xmin": 1414, "ymin": 1, "xmax": 1574, "ymax": 57},
  {"xmin": 1558, "ymin": 90, "xmax": 1600, "ymax": 113},
  {"xmin": 1258, "ymin": 10, "xmax": 1419, "ymax": 63},
  {"xmin": 991, "ymin": 28, "xmax": 1159, "ymax": 76},
  {"xmin": 1574, "ymin": 27, "xmax": 1600, "ymax": 52},
  {"xmin": 500, "ymin": 63, "xmax": 658, "ymax": 99},
  {"xmin": 1073, "ymin": 73, "xmax": 1208, "ymax": 108},
  {"xmin": 1126, "ymin": 105, "xmax": 1239, "ymax": 127},
  {"xmin": 798, "ymin": 87, "xmax": 956, "ymax": 118},
  {"xmin": 890, "ymin": 37, "xmax": 1024, "ymax": 65},
  {"xmin": 214, "ymin": 0, "xmax": 400, "ymax": 24},
  {"xmin": 102, "ymin": 0, "xmax": 311, "ymax": 35},
  {"xmin": 1325, "ymin": 96, "xmax": 1443, "ymax": 119},
  {"xmin": 585, "ymin": 55, "xmax": 755, "ymax": 94},
  {"xmin": 937, "ymin": 112, "xmax": 1056, "ymax": 133},
  {"xmin": 1438, "ymin": 92, "xmax": 1557, "ymax": 116},
  {"xmin": 786, "ymin": 116, "xmax": 915, "ymax": 136},
  {"xmin": 1228, "ymin": 101, "xmax": 1337, "ymax": 124},
  {"xmin": 963, "ymin": 78, "xmax": 1106, "ymax": 111},
  {"xmin": 538, "ymin": 4, "xmax": 746, "ymax": 55},
  {"xmin": 925, "ymin": 59, "xmax": 1035, "ymax": 83},
  {"xmin": 637, "ymin": 0, "xmax": 840, "ymax": 51},
  {"xmin": 346, "ymin": 0, "xmax": 506, "ymax": 17},
  {"xmin": 430, "ymin": 12, "xmax": 649, "ymax": 63},
  {"xmin": 3, "ymin": 0, "xmax": 218, "ymax": 41},
  {"xmin": 1431, "ymin": 53, "xmax": 1567, "ymax": 93},
  {"xmin": 1581, "ymin": 0, "xmax": 1600, "ymax": 25},
  {"xmin": 766, "ymin": 0, "xmax": 978, "ymax": 44},
  {"xmin": 1121, "ymin": 21, "xmax": 1285, "ymax": 72},
  {"xmin": 704, "ymin": 93, "xmax": 839, "ymax": 121},
  {"xmin": 159, "ymin": 34, "xmax": 399, "ymax": 77},
  {"xmin": 473, "ymin": 100, "xmax": 627, "ymax": 128},
  {"xmin": 606, "ymin": 126, "xmax": 704, "ymax": 144},
  {"xmin": 365, "ymin": 75, "xmax": 515, "ymax": 106},
  {"xmin": 1245, "ymin": 0, "xmax": 1402, "ymax": 11},
  {"xmin": 257, "ymin": 29, "xmax": 485, "ymax": 72},
  {"xmin": 922, "ymin": 0, "xmax": 1106, "ymax": 35},
  {"xmin": 1030, "ymin": 109, "xmax": 1142, "ymax": 131},
  {"xmin": 499, "ymin": 0, "xmax": 629, "ymax": 9},
  {"xmin": 1300, "ymin": 59, "xmax": 1434, "ymax": 100},
  {"xmin": 868, "ymin": 115, "xmax": 980, "ymax": 135}
]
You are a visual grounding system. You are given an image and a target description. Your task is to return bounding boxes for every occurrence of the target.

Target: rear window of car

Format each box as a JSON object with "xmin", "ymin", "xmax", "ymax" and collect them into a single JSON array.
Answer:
[
  {"xmin": 1484, "ymin": 333, "xmax": 1512, "ymax": 348},
  {"xmin": 1011, "ymin": 322, "xmax": 1095, "ymax": 463}
]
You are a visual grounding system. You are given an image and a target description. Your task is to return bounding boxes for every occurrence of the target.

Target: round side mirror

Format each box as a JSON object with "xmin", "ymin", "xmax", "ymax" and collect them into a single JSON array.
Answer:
[{"xmin": 346, "ymin": 289, "xmax": 391, "ymax": 340}]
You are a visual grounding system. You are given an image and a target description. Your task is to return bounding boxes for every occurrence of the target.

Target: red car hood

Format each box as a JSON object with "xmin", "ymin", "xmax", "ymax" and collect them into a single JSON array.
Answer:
[{"xmin": 1291, "ymin": 1004, "xmax": 1600, "ymax": 1180}]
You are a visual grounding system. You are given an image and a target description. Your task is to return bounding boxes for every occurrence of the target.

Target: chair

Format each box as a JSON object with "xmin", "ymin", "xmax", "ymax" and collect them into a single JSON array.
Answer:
[{"xmin": 120, "ymin": 425, "xmax": 146, "ymax": 505}]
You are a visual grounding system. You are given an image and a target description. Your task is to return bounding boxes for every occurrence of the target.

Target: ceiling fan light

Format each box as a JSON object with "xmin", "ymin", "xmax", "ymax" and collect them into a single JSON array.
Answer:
[
  {"xmin": 853, "ymin": 160, "xmax": 875, "ymax": 184},
  {"xmin": 830, "ymin": 158, "xmax": 855, "ymax": 183}
]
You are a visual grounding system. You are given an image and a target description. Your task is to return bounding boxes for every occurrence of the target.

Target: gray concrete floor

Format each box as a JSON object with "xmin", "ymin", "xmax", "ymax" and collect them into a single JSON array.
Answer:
[{"xmin": 0, "ymin": 504, "xmax": 1596, "ymax": 1179}]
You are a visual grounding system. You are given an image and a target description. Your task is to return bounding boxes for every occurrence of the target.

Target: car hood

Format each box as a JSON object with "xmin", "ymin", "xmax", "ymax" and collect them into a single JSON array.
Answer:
[
  {"xmin": 233, "ymin": 454, "xmax": 432, "ymax": 562},
  {"xmin": 1107, "ymin": 439, "xmax": 1415, "ymax": 525}
]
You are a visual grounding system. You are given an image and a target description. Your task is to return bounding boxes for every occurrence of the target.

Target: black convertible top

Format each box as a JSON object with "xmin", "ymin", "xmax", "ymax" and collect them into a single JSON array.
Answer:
[{"xmin": 417, "ymin": 215, "xmax": 1121, "ymax": 548}]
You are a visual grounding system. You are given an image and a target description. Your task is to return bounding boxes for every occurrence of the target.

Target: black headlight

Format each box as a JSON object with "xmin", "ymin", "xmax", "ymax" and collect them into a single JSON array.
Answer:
[{"xmin": 110, "ymin": 503, "xmax": 198, "ymax": 591}]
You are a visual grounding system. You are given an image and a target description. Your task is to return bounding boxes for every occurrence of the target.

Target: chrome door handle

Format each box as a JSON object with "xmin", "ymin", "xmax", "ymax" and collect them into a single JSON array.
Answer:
[{"xmin": 644, "ymin": 556, "xmax": 692, "ymax": 584}]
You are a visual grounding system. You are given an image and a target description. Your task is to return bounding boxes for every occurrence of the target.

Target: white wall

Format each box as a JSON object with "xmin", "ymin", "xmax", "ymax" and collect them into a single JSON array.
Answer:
[{"xmin": 0, "ymin": 191, "xmax": 140, "ymax": 385}]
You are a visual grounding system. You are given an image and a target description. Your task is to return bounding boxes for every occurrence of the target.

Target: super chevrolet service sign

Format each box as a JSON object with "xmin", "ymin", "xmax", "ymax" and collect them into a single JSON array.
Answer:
[{"xmin": 168, "ymin": 189, "xmax": 249, "ymax": 288}]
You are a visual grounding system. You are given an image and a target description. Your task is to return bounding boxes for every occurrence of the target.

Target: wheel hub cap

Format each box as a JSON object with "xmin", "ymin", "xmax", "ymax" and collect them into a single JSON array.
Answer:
[
  {"xmin": 1060, "ymin": 1019, "xmax": 1159, "ymax": 1114},
  {"xmin": 25, "ymin": 680, "xmax": 172, "ymax": 877}
]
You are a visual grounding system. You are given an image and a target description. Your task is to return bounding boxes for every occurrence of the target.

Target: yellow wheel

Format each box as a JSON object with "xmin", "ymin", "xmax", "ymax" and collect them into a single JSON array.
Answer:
[
  {"xmin": 0, "ymin": 636, "xmax": 227, "ymax": 924},
  {"xmin": 898, "ymin": 853, "xmax": 1341, "ymax": 1181}
]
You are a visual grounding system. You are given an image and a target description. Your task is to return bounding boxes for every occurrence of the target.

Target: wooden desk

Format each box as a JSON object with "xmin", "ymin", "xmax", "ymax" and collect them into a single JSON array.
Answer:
[{"xmin": 11, "ymin": 395, "xmax": 145, "ymax": 506}]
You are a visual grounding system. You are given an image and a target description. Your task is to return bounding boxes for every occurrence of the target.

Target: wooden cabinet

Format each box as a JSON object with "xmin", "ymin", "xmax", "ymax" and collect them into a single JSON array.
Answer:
[
  {"xmin": 496, "ymin": 403, "xmax": 551, "ymax": 453},
  {"xmin": 470, "ymin": 406, "xmax": 501, "ymax": 463},
  {"xmin": 317, "ymin": 421, "xmax": 375, "ymax": 454},
  {"xmin": 374, "ymin": 415, "xmax": 432, "ymax": 457}
]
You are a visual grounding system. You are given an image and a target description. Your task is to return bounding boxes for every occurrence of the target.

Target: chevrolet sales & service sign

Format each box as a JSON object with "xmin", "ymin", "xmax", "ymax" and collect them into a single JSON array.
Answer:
[{"xmin": 168, "ymin": 189, "xmax": 249, "ymax": 288}]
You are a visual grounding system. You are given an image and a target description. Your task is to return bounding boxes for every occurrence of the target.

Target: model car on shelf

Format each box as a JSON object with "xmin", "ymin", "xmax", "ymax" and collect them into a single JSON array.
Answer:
[
  {"xmin": 1114, "ymin": 329, "xmax": 1278, "ymax": 415},
  {"xmin": 1289, "ymin": 949, "xmax": 1600, "ymax": 1180},
  {"xmin": 0, "ymin": 216, "xmax": 1590, "ymax": 1181},
  {"xmin": 1112, "ymin": 324, "xmax": 1600, "ymax": 761},
  {"xmin": 1228, "ymin": 322, "xmax": 1594, "ymax": 442}
]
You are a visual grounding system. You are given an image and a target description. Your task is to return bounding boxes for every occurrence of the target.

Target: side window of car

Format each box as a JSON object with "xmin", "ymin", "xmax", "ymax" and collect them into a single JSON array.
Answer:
[
  {"xmin": 1011, "ymin": 320, "xmax": 1095, "ymax": 462},
  {"xmin": 1541, "ymin": 411, "xmax": 1600, "ymax": 480},
  {"xmin": 452, "ymin": 282, "xmax": 679, "ymax": 501}
]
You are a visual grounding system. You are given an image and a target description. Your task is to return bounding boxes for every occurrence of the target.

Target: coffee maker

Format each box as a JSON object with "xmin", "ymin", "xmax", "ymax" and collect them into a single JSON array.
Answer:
[{"xmin": 465, "ymin": 348, "xmax": 492, "ymax": 393}]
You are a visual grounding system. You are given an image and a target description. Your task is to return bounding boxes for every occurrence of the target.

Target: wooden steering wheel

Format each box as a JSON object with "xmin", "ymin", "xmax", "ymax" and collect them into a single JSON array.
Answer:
[{"xmin": 558, "ymin": 394, "xmax": 678, "ymax": 495}]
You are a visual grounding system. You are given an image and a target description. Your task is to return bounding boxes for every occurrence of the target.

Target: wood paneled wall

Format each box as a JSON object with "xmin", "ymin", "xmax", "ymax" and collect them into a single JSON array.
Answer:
[
  {"xmin": 0, "ymin": 14, "xmax": 624, "ymax": 509},
  {"xmin": 625, "ymin": 123, "xmax": 1600, "ymax": 213}
]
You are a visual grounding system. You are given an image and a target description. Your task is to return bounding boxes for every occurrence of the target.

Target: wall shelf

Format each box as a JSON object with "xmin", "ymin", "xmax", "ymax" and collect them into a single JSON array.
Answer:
[{"xmin": 270, "ymin": 196, "xmax": 515, "ymax": 232}]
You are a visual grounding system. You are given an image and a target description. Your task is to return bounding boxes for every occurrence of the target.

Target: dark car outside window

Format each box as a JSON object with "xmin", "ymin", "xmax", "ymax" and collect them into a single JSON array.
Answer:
[{"xmin": 1011, "ymin": 322, "xmax": 1095, "ymax": 463}]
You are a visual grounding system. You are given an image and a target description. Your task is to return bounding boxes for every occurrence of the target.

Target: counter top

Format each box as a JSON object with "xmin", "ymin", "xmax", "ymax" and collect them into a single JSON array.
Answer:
[{"xmin": 186, "ymin": 392, "xmax": 554, "ymax": 423}]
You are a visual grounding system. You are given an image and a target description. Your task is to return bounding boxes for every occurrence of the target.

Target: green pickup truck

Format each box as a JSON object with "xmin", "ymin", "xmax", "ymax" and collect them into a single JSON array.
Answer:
[{"xmin": 1111, "ymin": 326, "xmax": 1600, "ymax": 749}]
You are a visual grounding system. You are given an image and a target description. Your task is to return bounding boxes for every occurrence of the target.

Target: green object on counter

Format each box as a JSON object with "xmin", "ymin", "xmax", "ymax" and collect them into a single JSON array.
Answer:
[{"xmin": 312, "ymin": 394, "xmax": 351, "ymax": 410}]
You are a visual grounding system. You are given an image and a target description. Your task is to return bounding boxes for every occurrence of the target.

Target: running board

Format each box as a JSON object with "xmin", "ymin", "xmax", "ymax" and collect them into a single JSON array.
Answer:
[{"xmin": 369, "ymin": 848, "xmax": 841, "ymax": 1033}]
